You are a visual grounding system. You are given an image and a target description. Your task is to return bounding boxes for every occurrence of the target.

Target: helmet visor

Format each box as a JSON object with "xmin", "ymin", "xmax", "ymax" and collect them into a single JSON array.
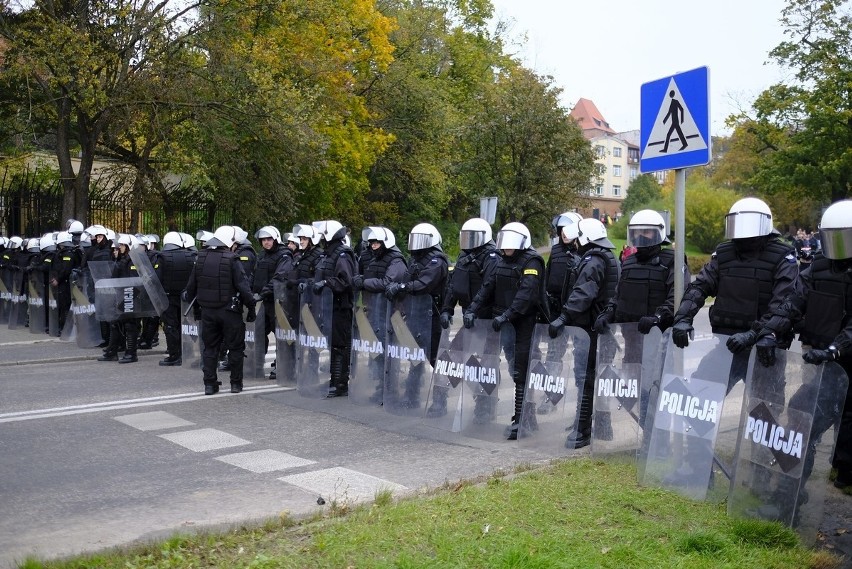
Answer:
[
  {"xmin": 496, "ymin": 229, "xmax": 527, "ymax": 250},
  {"xmin": 627, "ymin": 225, "xmax": 664, "ymax": 247},
  {"xmin": 408, "ymin": 232, "xmax": 434, "ymax": 251},
  {"xmin": 459, "ymin": 229, "xmax": 487, "ymax": 250},
  {"xmin": 820, "ymin": 228, "xmax": 852, "ymax": 260},
  {"xmin": 725, "ymin": 211, "xmax": 772, "ymax": 239}
]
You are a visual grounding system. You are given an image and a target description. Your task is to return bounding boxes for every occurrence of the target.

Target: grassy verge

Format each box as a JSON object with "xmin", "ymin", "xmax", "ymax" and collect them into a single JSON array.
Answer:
[{"xmin": 19, "ymin": 458, "xmax": 841, "ymax": 569}]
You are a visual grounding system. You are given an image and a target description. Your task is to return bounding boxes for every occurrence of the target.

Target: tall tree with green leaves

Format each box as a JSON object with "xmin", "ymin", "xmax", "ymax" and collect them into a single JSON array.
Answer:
[{"xmin": 620, "ymin": 174, "xmax": 662, "ymax": 216}]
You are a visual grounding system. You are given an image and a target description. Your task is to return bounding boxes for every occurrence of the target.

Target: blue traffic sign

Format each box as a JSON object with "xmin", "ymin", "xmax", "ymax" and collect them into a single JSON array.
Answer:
[{"xmin": 640, "ymin": 66, "xmax": 711, "ymax": 172}]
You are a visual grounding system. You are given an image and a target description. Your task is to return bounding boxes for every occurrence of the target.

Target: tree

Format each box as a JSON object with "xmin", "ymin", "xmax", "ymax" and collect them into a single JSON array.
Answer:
[{"xmin": 620, "ymin": 174, "xmax": 662, "ymax": 217}]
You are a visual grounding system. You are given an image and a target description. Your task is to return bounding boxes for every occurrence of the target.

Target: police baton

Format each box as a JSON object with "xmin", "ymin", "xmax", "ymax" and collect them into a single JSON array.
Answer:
[{"xmin": 183, "ymin": 296, "xmax": 197, "ymax": 317}]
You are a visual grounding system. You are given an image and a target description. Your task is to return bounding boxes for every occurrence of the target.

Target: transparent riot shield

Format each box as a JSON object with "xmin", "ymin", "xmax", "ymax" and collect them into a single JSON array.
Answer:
[
  {"xmin": 518, "ymin": 325, "xmax": 591, "ymax": 452},
  {"xmin": 181, "ymin": 298, "xmax": 203, "ymax": 369},
  {"xmin": 95, "ymin": 277, "xmax": 158, "ymax": 320},
  {"xmin": 129, "ymin": 248, "xmax": 168, "ymax": 316},
  {"xmin": 638, "ymin": 330, "xmax": 740, "ymax": 501},
  {"xmin": 69, "ymin": 270, "xmax": 101, "ymax": 347},
  {"xmin": 47, "ymin": 283, "xmax": 59, "ymax": 337},
  {"xmin": 728, "ymin": 347, "xmax": 849, "ymax": 545},
  {"xmin": 384, "ymin": 294, "xmax": 434, "ymax": 416},
  {"xmin": 273, "ymin": 281, "xmax": 298, "ymax": 385},
  {"xmin": 243, "ymin": 301, "xmax": 265, "ymax": 379},
  {"xmin": 0, "ymin": 268, "xmax": 10, "ymax": 324},
  {"xmin": 296, "ymin": 286, "xmax": 333, "ymax": 398},
  {"xmin": 350, "ymin": 291, "xmax": 389, "ymax": 406},
  {"xmin": 421, "ymin": 314, "xmax": 465, "ymax": 428},
  {"xmin": 591, "ymin": 323, "xmax": 666, "ymax": 457},
  {"xmin": 8, "ymin": 269, "xmax": 27, "ymax": 330},
  {"xmin": 86, "ymin": 261, "xmax": 114, "ymax": 283},
  {"xmin": 27, "ymin": 273, "xmax": 46, "ymax": 335}
]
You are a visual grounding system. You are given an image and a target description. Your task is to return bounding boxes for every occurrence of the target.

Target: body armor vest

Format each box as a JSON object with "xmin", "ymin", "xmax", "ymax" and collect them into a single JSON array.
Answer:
[
  {"xmin": 113, "ymin": 254, "xmax": 138, "ymax": 279},
  {"xmin": 294, "ymin": 246, "xmax": 322, "ymax": 282},
  {"xmin": 407, "ymin": 249, "xmax": 448, "ymax": 308},
  {"xmin": 493, "ymin": 249, "xmax": 544, "ymax": 315},
  {"xmin": 546, "ymin": 242, "xmax": 576, "ymax": 296},
  {"xmin": 253, "ymin": 245, "xmax": 286, "ymax": 293},
  {"xmin": 709, "ymin": 239, "xmax": 792, "ymax": 333},
  {"xmin": 194, "ymin": 249, "xmax": 235, "ymax": 308},
  {"xmin": 799, "ymin": 254, "xmax": 852, "ymax": 349},
  {"xmin": 452, "ymin": 244, "xmax": 497, "ymax": 309},
  {"xmin": 159, "ymin": 249, "xmax": 195, "ymax": 295},
  {"xmin": 563, "ymin": 247, "xmax": 619, "ymax": 327},
  {"xmin": 614, "ymin": 248, "xmax": 674, "ymax": 321},
  {"xmin": 364, "ymin": 248, "xmax": 405, "ymax": 279}
]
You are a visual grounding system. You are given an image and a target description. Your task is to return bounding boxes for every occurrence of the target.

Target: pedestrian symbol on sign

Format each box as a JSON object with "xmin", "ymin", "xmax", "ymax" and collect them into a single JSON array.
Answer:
[{"xmin": 641, "ymin": 78, "xmax": 708, "ymax": 160}]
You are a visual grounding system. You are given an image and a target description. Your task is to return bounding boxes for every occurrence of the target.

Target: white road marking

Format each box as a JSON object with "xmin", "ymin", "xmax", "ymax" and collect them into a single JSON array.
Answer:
[
  {"xmin": 0, "ymin": 385, "xmax": 293, "ymax": 423},
  {"xmin": 215, "ymin": 449, "xmax": 316, "ymax": 473},
  {"xmin": 114, "ymin": 411, "xmax": 196, "ymax": 431},
  {"xmin": 159, "ymin": 428, "xmax": 251, "ymax": 452},
  {"xmin": 279, "ymin": 467, "xmax": 407, "ymax": 503}
]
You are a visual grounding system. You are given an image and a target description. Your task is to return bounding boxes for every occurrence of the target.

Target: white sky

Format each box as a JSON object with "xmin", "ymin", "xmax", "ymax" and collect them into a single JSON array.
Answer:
[{"xmin": 490, "ymin": 0, "xmax": 791, "ymax": 135}]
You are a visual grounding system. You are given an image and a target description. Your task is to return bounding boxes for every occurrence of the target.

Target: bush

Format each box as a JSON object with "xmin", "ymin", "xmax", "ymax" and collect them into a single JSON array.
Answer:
[{"xmin": 684, "ymin": 180, "xmax": 740, "ymax": 253}]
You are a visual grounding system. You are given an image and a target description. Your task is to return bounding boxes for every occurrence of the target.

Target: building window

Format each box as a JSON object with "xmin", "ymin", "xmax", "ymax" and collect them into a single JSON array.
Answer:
[
  {"xmin": 613, "ymin": 185, "xmax": 621, "ymax": 197},
  {"xmin": 595, "ymin": 145, "xmax": 605, "ymax": 158},
  {"xmin": 595, "ymin": 184, "xmax": 603, "ymax": 196},
  {"xmin": 596, "ymin": 164, "xmax": 606, "ymax": 176},
  {"xmin": 630, "ymin": 167, "xmax": 638, "ymax": 180},
  {"xmin": 613, "ymin": 147, "xmax": 622, "ymax": 158},
  {"xmin": 613, "ymin": 165, "xmax": 622, "ymax": 177}
]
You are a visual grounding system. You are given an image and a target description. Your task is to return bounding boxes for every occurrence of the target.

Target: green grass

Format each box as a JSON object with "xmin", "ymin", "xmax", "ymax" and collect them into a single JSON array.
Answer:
[{"xmin": 17, "ymin": 459, "xmax": 842, "ymax": 569}]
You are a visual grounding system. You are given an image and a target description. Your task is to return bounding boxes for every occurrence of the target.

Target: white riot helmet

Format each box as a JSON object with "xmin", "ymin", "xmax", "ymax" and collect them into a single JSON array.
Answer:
[
  {"xmin": 196, "ymin": 230, "xmax": 214, "ymax": 244},
  {"xmin": 105, "ymin": 228, "xmax": 116, "ymax": 242},
  {"xmin": 363, "ymin": 226, "xmax": 396, "ymax": 249},
  {"xmin": 627, "ymin": 209, "xmax": 668, "ymax": 247},
  {"xmin": 408, "ymin": 223, "xmax": 442, "ymax": 251},
  {"xmin": 293, "ymin": 224, "xmax": 321, "ymax": 247},
  {"xmin": 285, "ymin": 232, "xmax": 298, "ymax": 247},
  {"xmin": 144, "ymin": 234, "xmax": 159, "ymax": 250},
  {"xmin": 459, "ymin": 218, "xmax": 493, "ymax": 250},
  {"xmin": 255, "ymin": 225, "xmax": 282, "ymax": 243},
  {"xmin": 496, "ymin": 222, "xmax": 532, "ymax": 250},
  {"xmin": 27, "ymin": 238, "xmax": 40, "ymax": 252},
  {"xmin": 819, "ymin": 199, "xmax": 852, "ymax": 260},
  {"xmin": 556, "ymin": 212, "xmax": 583, "ymax": 242},
  {"xmin": 162, "ymin": 231, "xmax": 185, "ymax": 250},
  {"xmin": 87, "ymin": 225, "xmax": 107, "ymax": 238},
  {"xmin": 8, "ymin": 236, "xmax": 23, "ymax": 250},
  {"xmin": 117, "ymin": 233, "xmax": 141, "ymax": 250},
  {"xmin": 232, "ymin": 226, "xmax": 250, "ymax": 245},
  {"xmin": 207, "ymin": 225, "xmax": 237, "ymax": 249},
  {"xmin": 55, "ymin": 231, "xmax": 73, "ymax": 248},
  {"xmin": 312, "ymin": 220, "xmax": 347, "ymax": 243},
  {"xmin": 40, "ymin": 232, "xmax": 56, "ymax": 252},
  {"xmin": 577, "ymin": 218, "xmax": 615, "ymax": 249},
  {"xmin": 134, "ymin": 234, "xmax": 150, "ymax": 248},
  {"xmin": 179, "ymin": 232, "xmax": 197, "ymax": 250},
  {"xmin": 67, "ymin": 220, "xmax": 85, "ymax": 235},
  {"xmin": 724, "ymin": 197, "xmax": 774, "ymax": 239}
]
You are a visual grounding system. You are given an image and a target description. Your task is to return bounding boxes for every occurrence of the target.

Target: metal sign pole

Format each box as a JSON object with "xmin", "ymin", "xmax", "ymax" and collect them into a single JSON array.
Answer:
[{"xmin": 673, "ymin": 168, "xmax": 686, "ymax": 312}]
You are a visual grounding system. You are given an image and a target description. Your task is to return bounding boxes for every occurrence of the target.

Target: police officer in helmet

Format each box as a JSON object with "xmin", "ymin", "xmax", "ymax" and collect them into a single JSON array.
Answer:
[{"xmin": 156, "ymin": 231, "xmax": 196, "ymax": 366}]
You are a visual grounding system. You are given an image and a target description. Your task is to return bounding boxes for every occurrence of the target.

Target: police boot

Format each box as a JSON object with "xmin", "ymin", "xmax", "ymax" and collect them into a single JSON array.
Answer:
[
  {"xmin": 204, "ymin": 381, "xmax": 221, "ymax": 395},
  {"xmin": 401, "ymin": 363, "xmax": 423, "ymax": 409},
  {"xmin": 595, "ymin": 410, "xmax": 613, "ymax": 441},
  {"xmin": 473, "ymin": 393, "xmax": 495, "ymax": 424},
  {"xmin": 368, "ymin": 357, "xmax": 385, "ymax": 404},
  {"xmin": 565, "ymin": 397, "xmax": 592, "ymax": 449},
  {"xmin": 98, "ymin": 325, "xmax": 120, "ymax": 361},
  {"xmin": 97, "ymin": 321, "xmax": 110, "ymax": 348},
  {"xmin": 505, "ymin": 383, "xmax": 527, "ymax": 440},
  {"xmin": 326, "ymin": 348, "xmax": 345, "ymax": 398},
  {"xmin": 230, "ymin": 381, "xmax": 243, "ymax": 393},
  {"xmin": 119, "ymin": 334, "xmax": 138, "ymax": 364},
  {"xmin": 336, "ymin": 346, "xmax": 351, "ymax": 396},
  {"xmin": 426, "ymin": 385, "xmax": 449, "ymax": 418}
]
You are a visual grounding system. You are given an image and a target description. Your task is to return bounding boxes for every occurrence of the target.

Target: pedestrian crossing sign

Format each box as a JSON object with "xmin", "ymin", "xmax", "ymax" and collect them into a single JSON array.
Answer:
[{"xmin": 640, "ymin": 66, "xmax": 711, "ymax": 173}]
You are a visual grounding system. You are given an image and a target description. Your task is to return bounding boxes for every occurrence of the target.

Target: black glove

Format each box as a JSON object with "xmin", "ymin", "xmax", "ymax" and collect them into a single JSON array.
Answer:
[
  {"xmin": 548, "ymin": 315, "xmax": 567, "ymax": 339},
  {"xmin": 352, "ymin": 275, "xmax": 364, "ymax": 290},
  {"xmin": 246, "ymin": 306, "xmax": 256, "ymax": 322},
  {"xmin": 298, "ymin": 281, "xmax": 311, "ymax": 294},
  {"xmin": 672, "ymin": 320, "xmax": 693, "ymax": 349},
  {"xmin": 755, "ymin": 335, "xmax": 777, "ymax": 367},
  {"xmin": 726, "ymin": 329, "xmax": 758, "ymax": 354},
  {"xmin": 592, "ymin": 309, "xmax": 613, "ymax": 334},
  {"xmin": 180, "ymin": 290, "xmax": 189, "ymax": 303},
  {"xmin": 463, "ymin": 312, "xmax": 475, "ymax": 329},
  {"xmin": 492, "ymin": 313, "xmax": 508, "ymax": 332},
  {"xmin": 440, "ymin": 311, "xmax": 452, "ymax": 329},
  {"xmin": 385, "ymin": 282, "xmax": 406, "ymax": 300},
  {"xmin": 313, "ymin": 280, "xmax": 326, "ymax": 294},
  {"xmin": 192, "ymin": 304, "xmax": 202, "ymax": 320},
  {"xmin": 252, "ymin": 293, "xmax": 263, "ymax": 303},
  {"xmin": 637, "ymin": 315, "xmax": 659, "ymax": 335},
  {"xmin": 803, "ymin": 346, "xmax": 839, "ymax": 365}
]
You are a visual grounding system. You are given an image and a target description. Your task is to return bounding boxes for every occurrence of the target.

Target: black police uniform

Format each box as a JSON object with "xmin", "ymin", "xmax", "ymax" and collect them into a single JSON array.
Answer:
[
  {"xmin": 312, "ymin": 236, "xmax": 357, "ymax": 397},
  {"xmin": 285, "ymin": 244, "xmax": 323, "ymax": 334},
  {"xmin": 467, "ymin": 247, "xmax": 545, "ymax": 438},
  {"xmin": 139, "ymin": 248, "xmax": 162, "ymax": 349},
  {"xmin": 184, "ymin": 246, "xmax": 256, "ymax": 394},
  {"xmin": 98, "ymin": 248, "xmax": 142, "ymax": 363},
  {"xmin": 218, "ymin": 242, "xmax": 257, "ymax": 369},
  {"xmin": 441, "ymin": 242, "xmax": 499, "ymax": 323},
  {"xmin": 84, "ymin": 237, "xmax": 114, "ymax": 345},
  {"xmin": 253, "ymin": 242, "xmax": 291, "ymax": 358},
  {"xmin": 156, "ymin": 246, "xmax": 196, "ymax": 364},
  {"xmin": 49, "ymin": 244, "xmax": 81, "ymax": 334}
]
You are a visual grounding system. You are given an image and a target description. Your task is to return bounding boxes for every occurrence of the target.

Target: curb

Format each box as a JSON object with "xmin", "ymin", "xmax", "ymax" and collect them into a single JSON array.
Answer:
[{"xmin": 0, "ymin": 350, "xmax": 167, "ymax": 367}]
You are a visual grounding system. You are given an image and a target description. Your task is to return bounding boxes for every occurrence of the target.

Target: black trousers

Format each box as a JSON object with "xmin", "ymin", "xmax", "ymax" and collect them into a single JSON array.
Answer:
[
  {"xmin": 161, "ymin": 295, "xmax": 182, "ymax": 358},
  {"xmin": 201, "ymin": 307, "xmax": 246, "ymax": 386}
]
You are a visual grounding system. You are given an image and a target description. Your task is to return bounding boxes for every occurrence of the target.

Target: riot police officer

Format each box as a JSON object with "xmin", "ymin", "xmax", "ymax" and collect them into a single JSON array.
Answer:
[
  {"xmin": 465, "ymin": 222, "xmax": 544, "ymax": 440},
  {"xmin": 440, "ymin": 218, "xmax": 498, "ymax": 330},
  {"xmin": 137, "ymin": 234, "xmax": 162, "ymax": 350},
  {"xmin": 183, "ymin": 225, "xmax": 257, "ymax": 395},
  {"xmin": 252, "ymin": 225, "xmax": 291, "ymax": 379},
  {"xmin": 98, "ymin": 234, "xmax": 144, "ymax": 363},
  {"xmin": 156, "ymin": 231, "xmax": 197, "ymax": 366},
  {"xmin": 50, "ymin": 231, "xmax": 81, "ymax": 334},
  {"xmin": 218, "ymin": 226, "xmax": 256, "ymax": 371},
  {"xmin": 83, "ymin": 225, "xmax": 114, "ymax": 347},
  {"xmin": 311, "ymin": 220, "xmax": 357, "ymax": 397},
  {"xmin": 549, "ymin": 218, "xmax": 620, "ymax": 448}
]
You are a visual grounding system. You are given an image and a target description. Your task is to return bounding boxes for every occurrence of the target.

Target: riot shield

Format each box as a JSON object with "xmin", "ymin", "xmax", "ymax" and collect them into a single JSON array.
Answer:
[
  {"xmin": 129, "ymin": 248, "xmax": 168, "ymax": 316},
  {"xmin": 95, "ymin": 277, "xmax": 159, "ymax": 320},
  {"xmin": 421, "ymin": 314, "xmax": 465, "ymax": 428},
  {"xmin": 243, "ymin": 301, "xmax": 265, "ymax": 379},
  {"xmin": 181, "ymin": 298, "xmax": 203, "ymax": 369},
  {"xmin": 591, "ymin": 323, "xmax": 666, "ymax": 457},
  {"xmin": 518, "ymin": 325, "xmax": 591, "ymax": 452},
  {"xmin": 638, "ymin": 330, "xmax": 742, "ymax": 501},
  {"xmin": 86, "ymin": 261, "xmax": 114, "ymax": 283},
  {"xmin": 273, "ymin": 281, "xmax": 298, "ymax": 385},
  {"xmin": 8, "ymin": 269, "xmax": 27, "ymax": 330},
  {"xmin": 350, "ymin": 291, "xmax": 389, "ymax": 406},
  {"xmin": 69, "ymin": 270, "xmax": 101, "ymax": 347},
  {"xmin": 27, "ymin": 273, "xmax": 46, "ymax": 335},
  {"xmin": 383, "ymin": 294, "xmax": 434, "ymax": 416},
  {"xmin": 0, "ymin": 267, "xmax": 10, "ymax": 324},
  {"xmin": 728, "ymin": 347, "xmax": 849, "ymax": 545},
  {"xmin": 47, "ymin": 283, "xmax": 59, "ymax": 337},
  {"xmin": 296, "ymin": 286, "xmax": 333, "ymax": 398}
]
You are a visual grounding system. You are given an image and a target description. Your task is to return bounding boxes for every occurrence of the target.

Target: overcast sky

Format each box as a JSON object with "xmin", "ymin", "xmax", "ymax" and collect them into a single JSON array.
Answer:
[{"xmin": 489, "ymin": 0, "xmax": 791, "ymax": 135}]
